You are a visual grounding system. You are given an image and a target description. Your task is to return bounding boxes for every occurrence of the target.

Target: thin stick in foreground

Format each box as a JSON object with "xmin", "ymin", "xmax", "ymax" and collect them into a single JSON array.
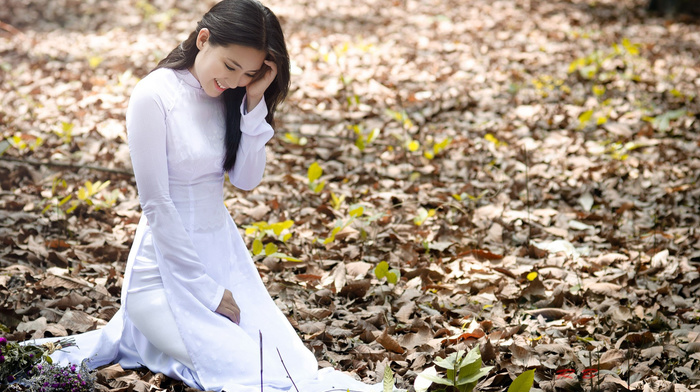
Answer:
[
  {"xmin": 276, "ymin": 347, "xmax": 300, "ymax": 392},
  {"xmin": 260, "ymin": 330, "xmax": 263, "ymax": 392}
]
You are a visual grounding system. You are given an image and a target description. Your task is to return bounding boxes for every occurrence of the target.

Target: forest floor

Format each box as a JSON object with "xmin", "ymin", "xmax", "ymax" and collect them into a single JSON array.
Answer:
[{"xmin": 1, "ymin": 0, "xmax": 700, "ymax": 390}]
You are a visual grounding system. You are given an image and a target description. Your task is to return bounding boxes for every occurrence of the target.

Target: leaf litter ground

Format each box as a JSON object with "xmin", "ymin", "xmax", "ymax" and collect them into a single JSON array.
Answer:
[{"xmin": 1, "ymin": 0, "xmax": 699, "ymax": 390}]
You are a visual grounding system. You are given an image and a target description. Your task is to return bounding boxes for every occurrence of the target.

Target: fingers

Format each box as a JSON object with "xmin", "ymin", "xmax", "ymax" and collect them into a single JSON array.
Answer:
[
  {"xmin": 216, "ymin": 289, "xmax": 241, "ymax": 324},
  {"xmin": 264, "ymin": 60, "xmax": 277, "ymax": 75}
]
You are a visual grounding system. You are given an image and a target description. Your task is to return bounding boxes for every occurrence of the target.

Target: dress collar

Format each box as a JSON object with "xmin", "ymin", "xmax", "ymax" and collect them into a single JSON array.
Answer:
[{"xmin": 175, "ymin": 68, "xmax": 202, "ymax": 90}]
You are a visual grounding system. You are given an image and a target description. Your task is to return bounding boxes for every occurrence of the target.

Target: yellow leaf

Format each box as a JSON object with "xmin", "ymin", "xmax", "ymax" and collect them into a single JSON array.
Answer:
[
  {"xmin": 331, "ymin": 192, "xmax": 345, "ymax": 209},
  {"xmin": 307, "ymin": 162, "xmax": 323, "ymax": 182},
  {"xmin": 349, "ymin": 205, "xmax": 364, "ymax": 218},
  {"xmin": 284, "ymin": 132, "xmax": 299, "ymax": 143},
  {"xmin": 313, "ymin": 181, "xmax": 326, "ymax": 193},
  {"xmin": 252, "ymin": 239, "xmax": 263, "ymax": 255},
  {"xmin": 621, "ymin": 38, "xmax": 639, "ymax": 56},
  {"xmin": 58, "ymin": 195, "xmax": 72, "ymax": 207},
  {"xmin": 88, "ymin": 56, "xmax": 103, "ymax": 69},
  {"xmin": 407, "ymin": 140, "xmax": 420, "ymax": 152},
  {"xmin": 245, "ymin": 227, "xmax": 257, "ymax": 236},
  {"xmin": 452, "ymin": 194, "xmax": 462, "ymax": 201},
  {"xmin": 282, "ymin": 233, "xmax": 292, "ymax": 243},
  {"xmin": 578, "ymin": 110, "xmax": 593, "ymax": 129},
  {"xmin": 567, "ymin": 58, "xmax": 585, "ymax": 74},
  {"xmin": 484, "ymin": 133, "xmax": 507, "ymax": 147},
  {"xmin": 66, "ymin": 201, "xmax": 79, "ymax": 214},
  {"xmin": 264, "ymin": 243, "xmax": 278, "ymax": 255},
  {"xmin": 596, "ymin": 116, "xmax": 608, "ymax": 125},
  {"xmin": 423, "ymin": 151, "xmax": 434, "ymax": 160},
  {"xmin": 527, "ymin": 271, "xmax": 538, "ymax": 281},
  {"xmin": 355, "ymin": 137, "xmax": 365, "ymax": 151},
  {"xmin": 323, "ymin": 227, "xmax": 341, "ymax": 245},
  {"xmin": 77, "ymin": 188, "xmax": 87, "ymax": 201},
  {"xmin": 592, "ymin": 85, "xmax": 605, "ymax": 96},
  {"xmin": 670, "ymin": 89, "xmax": 683, "ymax": 98},
  {"xmin": 367, "ymin": 128, "xmax": 380, "ymax": 143}
]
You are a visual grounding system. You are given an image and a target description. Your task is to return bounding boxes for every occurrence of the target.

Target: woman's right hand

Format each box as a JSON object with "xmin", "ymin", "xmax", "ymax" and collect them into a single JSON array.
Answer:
[{"xmin": 215, "ymin": 289, "xmax": 240, "ymax": 324}]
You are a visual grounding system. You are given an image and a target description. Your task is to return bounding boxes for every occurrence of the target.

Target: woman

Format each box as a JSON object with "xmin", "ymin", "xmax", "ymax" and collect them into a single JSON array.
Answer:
[{"xmin": 39, "ymin": 1, "xmax": 383, "ymax": 391}]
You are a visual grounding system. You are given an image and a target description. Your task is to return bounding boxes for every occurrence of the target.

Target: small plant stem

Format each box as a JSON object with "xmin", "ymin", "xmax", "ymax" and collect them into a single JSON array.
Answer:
[
  {"xmin": 260, "ymin": 331, "xmax": 263, "ymax": 392},
  {"xmin": 0, "ymin": 156, "xmax": 134, "ymax": 176},
  {"xmin": 524, "ymin": 147, "xmax": 531, "ymax": 243},
  {"xmin": 276, "ymin": 348, "xmax": 300, "ymax": 392}
]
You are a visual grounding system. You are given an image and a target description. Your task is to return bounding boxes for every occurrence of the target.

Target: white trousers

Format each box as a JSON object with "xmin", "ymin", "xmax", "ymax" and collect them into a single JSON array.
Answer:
[{"xmin": 125, "ymin": 287, "xmax": 195, "ymax": 369}]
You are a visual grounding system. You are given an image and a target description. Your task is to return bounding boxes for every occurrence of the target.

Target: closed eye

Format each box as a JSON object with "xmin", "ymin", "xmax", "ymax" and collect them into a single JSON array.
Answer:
[{"xmin": 225, "ymin": 63, "xmax": 235, "ymax": 71}]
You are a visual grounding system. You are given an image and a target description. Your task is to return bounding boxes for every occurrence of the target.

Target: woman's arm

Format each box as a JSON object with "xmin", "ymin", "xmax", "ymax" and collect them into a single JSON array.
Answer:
[
  {"xmin": 127, "ymin": 80, "xmax": 225, "ymax": 311},
  {"xmin": 227, "ymin": 95, "xmax": 274, "ymax": 190}
]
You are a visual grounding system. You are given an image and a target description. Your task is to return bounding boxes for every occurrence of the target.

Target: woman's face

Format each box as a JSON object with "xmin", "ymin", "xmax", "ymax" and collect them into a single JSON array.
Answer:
[{"xmin": 190, "ymin": 28, "xmax": 266, "ymax": 98}]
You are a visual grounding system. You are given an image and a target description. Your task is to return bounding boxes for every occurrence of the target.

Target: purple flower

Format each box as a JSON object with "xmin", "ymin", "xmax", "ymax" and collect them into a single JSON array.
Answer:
[
  {"xmin": 0, "ymin": 355, "xmax": 4, "ymax": 363},
  {"xmin": 0, "ymin": 337, "xmax": 7, "ymax": 346},
  {"xmin": 29, "ymin": 353, "xmax": 34, "ymax": 358},
  {"xmin": 7, "ymin": 375, "xmax": 15, "ymax": 382}
]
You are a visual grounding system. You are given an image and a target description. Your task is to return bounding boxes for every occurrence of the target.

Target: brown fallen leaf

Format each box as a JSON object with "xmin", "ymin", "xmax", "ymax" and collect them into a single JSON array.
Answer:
[
  {"xmin": 376, "ymin": 328, "xmax": 405, "ymax": 354},
  {"xmin": 339, "ymin": 279, "xmax": 370, "ymax": 299},
  {"xmin": 524, "ymin": 308, "xmax": 573, "ymax": 320}
]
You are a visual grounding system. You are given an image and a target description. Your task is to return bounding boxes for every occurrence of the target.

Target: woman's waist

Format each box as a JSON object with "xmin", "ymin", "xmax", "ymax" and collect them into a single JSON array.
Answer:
[{"xmin": 173, "ymin": 201, "xmax": 229, "ymax": 232}]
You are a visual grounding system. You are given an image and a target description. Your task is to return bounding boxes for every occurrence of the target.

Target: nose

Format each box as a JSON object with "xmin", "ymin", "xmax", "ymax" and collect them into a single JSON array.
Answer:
[{"xmin": 229, "ymin": 72, "xmax": 250, "ymax": 88}]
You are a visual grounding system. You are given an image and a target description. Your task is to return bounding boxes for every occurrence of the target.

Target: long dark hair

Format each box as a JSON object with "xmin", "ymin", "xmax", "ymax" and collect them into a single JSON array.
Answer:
[{"xmin": 153, "ymin": 0, "xmax": 290, "ymax": 172}]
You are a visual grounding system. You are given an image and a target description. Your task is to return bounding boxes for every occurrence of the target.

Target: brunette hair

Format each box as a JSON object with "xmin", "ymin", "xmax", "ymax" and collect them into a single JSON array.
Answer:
[{"xmin": 154, "ymin": 0, "xmax": 290, "ymax": 172}]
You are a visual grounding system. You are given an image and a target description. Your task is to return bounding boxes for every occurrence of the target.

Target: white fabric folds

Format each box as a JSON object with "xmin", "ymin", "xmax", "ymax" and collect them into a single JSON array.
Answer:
[{"xmin": 32, "ymin": 68, "xmax": 382, "ymax": 392}]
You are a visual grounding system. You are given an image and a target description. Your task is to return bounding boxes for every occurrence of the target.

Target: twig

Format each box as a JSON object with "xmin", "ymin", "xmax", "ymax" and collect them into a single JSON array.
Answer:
[
  {"xmin": 260, "ymin": 331, "xmax": 263, "ymax": 392},
  {"xmin": 276, "ymin": 347, "xmax": 300, "ymax": 392},
  {"xmin": 0, "ymin": 156, "xmax": 134, "ymax": 176},
  {"xmin": 524, "ymin": 146, "xmax": 531, "ymax": 243},
  {"xmin": 0, "ymin": 20, "xmax": 22, "ymax": 36}
]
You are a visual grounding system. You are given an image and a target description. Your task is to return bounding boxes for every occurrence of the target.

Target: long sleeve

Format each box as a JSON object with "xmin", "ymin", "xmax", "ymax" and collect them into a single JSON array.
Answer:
[
  {"xmin": 126, "ymin": 81, "xmax": 225, "ymax": 311},
  {"xmin": 228, "ymin": 95, "xmax": 274, "ymax": 190}
]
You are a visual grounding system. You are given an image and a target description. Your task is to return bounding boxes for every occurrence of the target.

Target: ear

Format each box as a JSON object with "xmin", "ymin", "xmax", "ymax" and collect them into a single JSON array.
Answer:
[{"xmin": 195, "ymin": 28, "xmax": 210, "ymax": 50}]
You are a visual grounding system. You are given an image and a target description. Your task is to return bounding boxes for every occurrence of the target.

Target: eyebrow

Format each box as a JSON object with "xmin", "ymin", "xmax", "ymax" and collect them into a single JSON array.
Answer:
[{"xmin": 226, "ymin": 58, "xmax": 259, "ymax": 73}]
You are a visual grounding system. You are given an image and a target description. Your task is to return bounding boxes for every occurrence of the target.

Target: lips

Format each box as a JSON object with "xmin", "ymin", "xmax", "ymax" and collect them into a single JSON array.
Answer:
[{"xmin": 214, "ymin": 78, "xmax": 226, "ymax": 92}]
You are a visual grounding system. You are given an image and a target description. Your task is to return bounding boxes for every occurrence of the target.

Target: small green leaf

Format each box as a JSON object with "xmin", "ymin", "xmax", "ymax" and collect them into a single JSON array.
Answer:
[
  {"xmin": 386, "ymin": 269, "xmax": 400, "ymax": 284},
  {"xmin": 507, "ymin": 369, "xmax": 535, "ymax": 392},
  {"xmin": 0, "ymin": 139, "xmax": 10, "ymax": 156},
  {"xmin": 383, "ymin": 366, "xmax": 394, "ymax": 392},
  {"xmin": 374, "ymin": 261, "xmax": 389, "ymax": 279},
  {"xmin": 416, "ymin": 372, "xmax": 454, "ymax": 386},
  {"xmin": 414, "ymin": 207, "xmax": 430, "ymax": 225}
]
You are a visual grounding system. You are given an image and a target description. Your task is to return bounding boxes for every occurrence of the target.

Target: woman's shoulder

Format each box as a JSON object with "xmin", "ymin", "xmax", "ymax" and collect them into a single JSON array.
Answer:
[
  {"xmin": 132, "ymin": 68, "xmax": 179, "ymax": 95},
  {"xmin": 129, "ymin": 68, "xmax": 186, "ymax": 111}
]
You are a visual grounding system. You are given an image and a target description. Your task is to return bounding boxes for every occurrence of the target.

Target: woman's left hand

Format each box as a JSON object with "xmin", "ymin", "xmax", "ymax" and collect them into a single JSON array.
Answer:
[{"xmin": 246, "ymin": 60, "xmax": 277, "ymax": 111}]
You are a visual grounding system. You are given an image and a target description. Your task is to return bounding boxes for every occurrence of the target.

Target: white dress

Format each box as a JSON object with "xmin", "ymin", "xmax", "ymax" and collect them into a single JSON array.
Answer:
[{"xmin": 38, "ymin": 68, "xmax": 382, "ymax": 392}]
